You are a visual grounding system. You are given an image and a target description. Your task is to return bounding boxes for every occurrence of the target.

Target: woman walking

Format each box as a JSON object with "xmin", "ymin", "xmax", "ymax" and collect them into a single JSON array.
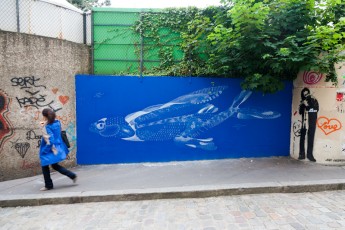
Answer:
[{"xmin": 39, "ymin": 108, "xmax": 77, "ymax": 191}]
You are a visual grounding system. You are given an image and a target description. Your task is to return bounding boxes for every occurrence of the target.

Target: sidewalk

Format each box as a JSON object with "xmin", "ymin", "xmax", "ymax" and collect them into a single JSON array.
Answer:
[{"xmin": 1, "ymin": 157, "xmax": 345, "ymax": 207}]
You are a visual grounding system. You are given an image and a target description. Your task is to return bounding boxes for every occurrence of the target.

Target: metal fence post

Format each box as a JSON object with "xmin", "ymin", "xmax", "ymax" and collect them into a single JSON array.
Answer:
[
  {"xmin": 16, "ymin": 0, "xmax": 20, "ymax": 32},
  {"xmin": 91, "ymin": 10, "xmax": 94, "ymax": 74},
  {"xmin": 139, "ymin": 13, "xmax": 144, "ymax": 78},
  {"xmin": 83, "ymin": 13, "xmax": 87, "ymax": 44}
]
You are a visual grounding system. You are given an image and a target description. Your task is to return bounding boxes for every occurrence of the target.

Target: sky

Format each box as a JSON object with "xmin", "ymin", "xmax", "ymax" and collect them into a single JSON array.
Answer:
[{"xmin": 110, "ymin": 0, "xmax": 223, "ymax": 9}]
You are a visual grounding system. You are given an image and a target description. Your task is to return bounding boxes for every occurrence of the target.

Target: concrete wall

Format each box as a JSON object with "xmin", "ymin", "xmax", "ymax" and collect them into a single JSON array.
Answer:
[
  {"xmin": 290, "ymin": 63, "xmax": 345, "ymax": 165},
  {"xmin": 0, "ymin": 31, "xmax": 90, "ymax": 181}
]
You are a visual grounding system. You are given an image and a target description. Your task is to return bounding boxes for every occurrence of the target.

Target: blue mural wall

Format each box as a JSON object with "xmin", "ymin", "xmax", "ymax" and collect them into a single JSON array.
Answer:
[{"xmin": 76, "ymin": 75, "xmax": 292, "ymax": 164}]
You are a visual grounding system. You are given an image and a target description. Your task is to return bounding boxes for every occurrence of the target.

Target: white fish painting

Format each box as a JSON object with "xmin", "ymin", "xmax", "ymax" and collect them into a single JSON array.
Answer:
[{"xmin": 90, "ymin": 86, "xmax": 281, "ymax": 150}]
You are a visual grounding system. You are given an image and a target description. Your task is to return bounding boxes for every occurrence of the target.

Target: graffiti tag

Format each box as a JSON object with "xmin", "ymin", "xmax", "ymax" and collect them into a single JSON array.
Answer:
[
  {"xmin": 16, "ymin": 95, "xmax": 56, "ymax": 109},
  {"xmin": 26, "ymin": 130, "xmax": 42, "ymax": 148},
  {"xmin": 317, "ymin": 116, "xmax": 342, "ymax": 135},
  {"xmin": 11, "ymin": 76, "xmax": 46, "ymax": 89},
  {"xmin": 11, "ymin": 76, "xmax": 62, "ymax": 111}
]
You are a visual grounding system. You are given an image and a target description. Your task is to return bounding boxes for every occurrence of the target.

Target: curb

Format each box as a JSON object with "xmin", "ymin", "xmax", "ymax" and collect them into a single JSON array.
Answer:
[{"xmin": 1, "ymin": 180, "xmax": 345, "ymax": 207}]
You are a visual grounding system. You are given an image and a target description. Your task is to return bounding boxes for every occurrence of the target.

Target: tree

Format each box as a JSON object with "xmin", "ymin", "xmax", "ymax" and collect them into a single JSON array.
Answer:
[
  {"xmin": 207, "ymin": 0, "xmax": 345, "ymax": 93},
  {"xmin": 67, "ymin": 0, "xmax": 111, "ymax": 11},
  {"xmin": 123, "ymin": 1, "xmax": 345, "ymax": 93}
]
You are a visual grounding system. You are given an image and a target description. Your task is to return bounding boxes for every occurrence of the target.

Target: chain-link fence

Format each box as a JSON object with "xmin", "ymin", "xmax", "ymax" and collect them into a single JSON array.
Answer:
[
  {"xmin": 92, "ymin": 8, "xmax": 186, "ymax": 76},
  {"xmin": 0, "ymin": 0, "xmax": 91, "ymax": 44}
]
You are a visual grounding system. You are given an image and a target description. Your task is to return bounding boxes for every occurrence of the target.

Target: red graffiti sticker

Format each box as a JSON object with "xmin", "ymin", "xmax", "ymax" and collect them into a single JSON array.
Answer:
[
  {"xmin": 337, "ymin": 92, "xmax": 344, "ymax": 101},
  {"xmin": 317, "ymin": 116, "xmax": 342, "ymax": 135}
]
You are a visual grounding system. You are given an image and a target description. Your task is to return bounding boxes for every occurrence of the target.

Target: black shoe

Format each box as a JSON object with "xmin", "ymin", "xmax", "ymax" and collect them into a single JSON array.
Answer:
[
  {"xmin": 298, "ymin": 154, "xmax": 305, "ymax": 160},
  {"xmin": 307, "ymin": 156, "xmax": 316, "ymax": 162}
]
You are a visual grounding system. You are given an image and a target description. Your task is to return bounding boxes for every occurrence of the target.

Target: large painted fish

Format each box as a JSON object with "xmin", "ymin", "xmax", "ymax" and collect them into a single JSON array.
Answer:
[{"xmin": 90, "ymin": 86, "xmax": 280, "ymax": 150}]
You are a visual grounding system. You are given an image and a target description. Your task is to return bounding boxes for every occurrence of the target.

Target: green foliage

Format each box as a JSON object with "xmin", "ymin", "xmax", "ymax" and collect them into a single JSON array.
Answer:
[
  {"xmin": 207, "ymin": 0, "xmax": 345, "ymax": 93},
  {"xmin": 67, "ymin": 0, "xmax": 110, "ymax": 11},
  {"xmin": 130, "ymin": 0, "xmax": 345, "ymax": 93}
]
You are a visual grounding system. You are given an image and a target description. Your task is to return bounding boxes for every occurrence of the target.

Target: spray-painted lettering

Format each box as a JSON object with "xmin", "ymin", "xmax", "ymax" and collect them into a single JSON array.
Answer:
[
  {"xmin": 26, "ymin": 130, "xmax": 42, "ymax": 148},
  {"xmin": 16, "ymin": 95, "xmax": 55, "ymax": 109},
  {"xmin": 11, "ymin": 76, "xmax": 46, "ymax": 89},
  {"xmin": 11, "ymin": 76, "xmax": 62, "ymax": 112},
  {"xmin": 317, "ymin": 116, "xmax": 342, "ymax": 135},
  {"xmin": 21, "ymin": 160, "xmax": 40, "ymax": 170}
]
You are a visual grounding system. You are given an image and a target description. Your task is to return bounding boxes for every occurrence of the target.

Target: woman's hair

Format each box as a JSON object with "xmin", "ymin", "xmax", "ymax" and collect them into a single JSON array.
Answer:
[
  {"xmin": 301, "ymin": 87, "xmax": 310, "ymax": 100},
  {"xmin": 42, "ymin": 108, "xmax": 56, "ymax": 124}
]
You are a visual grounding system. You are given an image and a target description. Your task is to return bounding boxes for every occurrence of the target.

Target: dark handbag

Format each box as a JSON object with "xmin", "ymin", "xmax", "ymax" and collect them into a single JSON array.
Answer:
[{"xmin": 61, "ymin": 130, "xmax": 70, "ymax": 148}]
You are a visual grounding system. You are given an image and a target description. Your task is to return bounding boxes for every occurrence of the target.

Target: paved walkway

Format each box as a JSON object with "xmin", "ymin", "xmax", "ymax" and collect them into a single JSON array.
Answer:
[
  {"xmin": 1, "ymin": 190, "xmax": 345, "ymax": 229},
  {"xmin": 1, "ymin": 157, "xmax": 345, "ymax": 207}
]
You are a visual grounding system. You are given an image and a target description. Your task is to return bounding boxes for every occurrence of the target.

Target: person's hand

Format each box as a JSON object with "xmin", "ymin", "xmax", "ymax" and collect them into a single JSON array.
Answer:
[{"xmin": 299, "ymin": 104, "xmax": 306, "ymax": 115}]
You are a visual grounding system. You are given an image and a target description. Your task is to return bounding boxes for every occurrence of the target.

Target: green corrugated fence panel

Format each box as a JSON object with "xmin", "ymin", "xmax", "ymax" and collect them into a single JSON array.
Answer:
[
  {"xmin": 92, "ymin": 8, "xmax": 184, "ymax": 75},
  {"xmin": 93, "ymin": 9, "xmax": 141, "ymax": 75},
  {"xmin": 93, "ymin": 26, "xmax": 140, "ymax": 44},
  {"xmin": 93, "ymin": 11, "xmax": 140, "ymax": 25},
  {"xmin": 94, "ymin": 60, "xmax": 140, "ymax": 75},
  {"xmin": 143, "ymin": 29, "xmax": 182, "ymax": 45},
  {"xmin": 143, "ymin": 45, "xmax": 183, "ymax": 61},
  {"xmin": 94, "ymin": 44, "xmax": 139, "ymax": 60}
]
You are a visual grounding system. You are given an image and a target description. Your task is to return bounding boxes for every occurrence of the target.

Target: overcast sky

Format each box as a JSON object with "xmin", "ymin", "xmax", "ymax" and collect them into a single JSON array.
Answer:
[{"xmin": 110, "ymin": 0, "xmax": 222, "ymax": 8}]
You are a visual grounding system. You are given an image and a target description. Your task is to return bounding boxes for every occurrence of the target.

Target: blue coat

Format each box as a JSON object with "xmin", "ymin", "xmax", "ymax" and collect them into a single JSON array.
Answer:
[{"xmin": 39, "ymin": 120, "xmax": 69, "ymax": 166}]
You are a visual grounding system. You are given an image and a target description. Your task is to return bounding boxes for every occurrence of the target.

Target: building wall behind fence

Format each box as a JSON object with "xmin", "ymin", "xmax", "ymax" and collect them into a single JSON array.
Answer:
[
  {"xmin": 290, "ymin": 64, "xmax": 345, "ymax": 165},
  {"xmin": 76, "ymin": 75, "xmax": 292, "ymax": 164},
  {"xmin": 0, "ymin": 0, "xmax": 91, "ymax": 44},
  {"xmin": 0, "ymin": 31, "xmax": 90, "ymax": 181}
]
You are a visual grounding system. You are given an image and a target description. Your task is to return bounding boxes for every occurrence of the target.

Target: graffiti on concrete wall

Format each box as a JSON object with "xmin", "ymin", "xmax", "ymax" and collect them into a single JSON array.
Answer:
[
  {"xmin": 20, "ymin": 159, "xmax": 41, "ymax": 171},
  {"xmin": 11, "ymin": 76, "xmax": 62, "ymax": 112},
  {"xmin": 0, "ymin": 91, "xmax": 14, "ymax": 151},
  {"xmin": 52, "ymin": 87, "xmax": 70, "ymax": 105},
  {"xmin": 10, "ymin": 138, "xmax": 30, "ymax": 158},
  {"xmin": 336, "ymin": 103, "xmax": 345, "ymax": 113},
  {"xmin": 293, "ymin": 85, "xmax": 344, "ymax": 164},
  {"xmin": 26, "ymin": 129, "xmax": 42, "ymax": 148},
  {"xmin": 0, "ymin": 76, "xmax": 75, "ymax": 169},
  {"xmin": 317, "ymin": 117, "xmax": 342, "ymax": 135},
  {"xmin": 336, "ymin": 90, "xmax": 345, "ymax": 102},
  {"xmin": 303, "ymin": 71, "xmax": 323, "ymax": 85},
  {"xmin": 66, "ymin": 122, "xmax": 76, "ymax": 147},
  {"xmin": 313, "ymin": 138, "xmax": 345, "ymax": 164},
  {"xmin": 335, "ymin": 88, "xmax": 345, "ymax": 123},
  {"xmin": 297, "ymin": 87, "xmax": 319, "ymax": 162},
  {"xmin": 292, "ymin": 120, "xmax": 302, "ymax": 137}
]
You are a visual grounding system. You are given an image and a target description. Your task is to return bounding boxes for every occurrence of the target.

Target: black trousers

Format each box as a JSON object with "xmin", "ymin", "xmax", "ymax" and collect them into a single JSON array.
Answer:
[
  {"xmin": 306, "ymin": 112, "xmax": 317, "ymax": 158},
  {"xmin": 299, "ymin": 112, "xmax": 317, "ymax": 159},
  {"xmin": 42, "ymin": 163, "xmax": 76, "ymax": 189}
]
